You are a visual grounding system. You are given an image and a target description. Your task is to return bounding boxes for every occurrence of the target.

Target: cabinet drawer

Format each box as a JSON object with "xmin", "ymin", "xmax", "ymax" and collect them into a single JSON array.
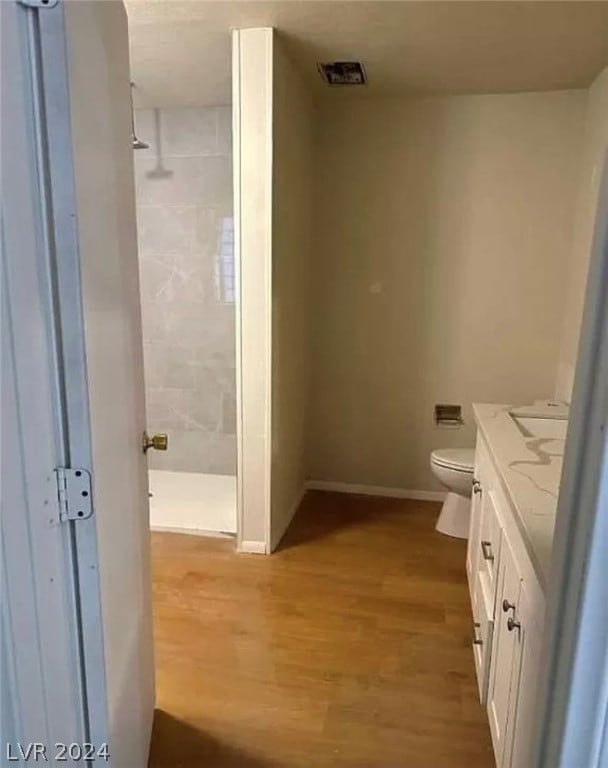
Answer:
[
  {"xmin": 472, "ymin": 573, "xmax": 494, "ymax": 705},
  {"xmin": 479, "ymin": 488, "xmax": 502, "ymax": 595}
]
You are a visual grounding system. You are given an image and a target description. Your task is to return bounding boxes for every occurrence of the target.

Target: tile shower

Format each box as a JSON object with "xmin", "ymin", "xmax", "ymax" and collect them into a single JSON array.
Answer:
[{"xmin": 134, "ymin": 105, "xmax": 236, "ymax": 534}]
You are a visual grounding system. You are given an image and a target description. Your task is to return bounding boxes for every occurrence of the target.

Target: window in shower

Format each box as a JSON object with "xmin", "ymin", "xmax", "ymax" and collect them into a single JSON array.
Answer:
[{"xmin": 216, "ymin": 216, "xmax": 235, "ymax": 304}]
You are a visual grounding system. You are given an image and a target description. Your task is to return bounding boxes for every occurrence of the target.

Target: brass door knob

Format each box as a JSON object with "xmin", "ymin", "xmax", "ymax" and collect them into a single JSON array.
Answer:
[{"xmin": 142, "ymin": 431, "xmax": 168, "ymax": 453}]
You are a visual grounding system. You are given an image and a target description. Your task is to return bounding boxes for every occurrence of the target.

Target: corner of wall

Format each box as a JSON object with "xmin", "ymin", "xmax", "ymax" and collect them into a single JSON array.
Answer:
[
  {"xmin": 269, "ymin": 486, "xmax": 307, "ymax": 553},
  {"xmin": 554, "ymin": 66, "xmax": 608, "ymax": 403},
  {"xmin": 269, "ymin": 32, "xmax": 314, "ymax": 548}
]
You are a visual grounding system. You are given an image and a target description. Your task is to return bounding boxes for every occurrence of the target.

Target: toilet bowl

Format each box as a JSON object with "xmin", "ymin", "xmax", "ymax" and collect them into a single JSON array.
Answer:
[{"xmin": 430, "ymin": 448, "xmax": 475, "ymax": 539}]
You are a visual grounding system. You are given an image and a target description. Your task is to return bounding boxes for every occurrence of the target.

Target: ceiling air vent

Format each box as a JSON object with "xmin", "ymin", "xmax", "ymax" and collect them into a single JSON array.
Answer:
[{"xmin": 317, "ymin": 61, "xmax": 367, "ymax": 86}]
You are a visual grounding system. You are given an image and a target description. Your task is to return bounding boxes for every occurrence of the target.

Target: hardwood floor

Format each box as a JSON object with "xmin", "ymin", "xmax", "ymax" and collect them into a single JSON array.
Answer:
[{"xmin": 148, "ymin": 491, "xmax": 494, "ymax": 768}]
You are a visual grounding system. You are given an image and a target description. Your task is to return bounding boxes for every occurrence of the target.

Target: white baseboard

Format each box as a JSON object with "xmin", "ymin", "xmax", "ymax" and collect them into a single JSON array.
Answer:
[
  {"xmin": 304, "ymin": 480, "xmax": 446, "ymax": 502},
  {"xmin": 238, "ymin": 540, "xmax": 268, "ymax": 555},
  {"xmin": 232, "ymin": 483, "xmax": 443, "ymax": 556},
  {"xmin": 150, "ymin": 525, "xmax": 234, "ymax": 539},
  {"xmin": 270, "ymin": 485, "xmax": 307, "ymax": 553}
]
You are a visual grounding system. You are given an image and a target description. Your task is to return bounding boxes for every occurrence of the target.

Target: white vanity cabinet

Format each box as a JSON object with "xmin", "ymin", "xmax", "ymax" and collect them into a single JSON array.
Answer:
[{"xmin": 467, "ymin": 433, "xmax": 545, "ymax": 768}]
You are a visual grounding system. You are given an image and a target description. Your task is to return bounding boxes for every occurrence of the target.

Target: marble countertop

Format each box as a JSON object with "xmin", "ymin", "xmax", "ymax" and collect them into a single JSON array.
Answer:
[{"xmin": 473, "ymin": 402, "xmax": 566, "ymax": 589}]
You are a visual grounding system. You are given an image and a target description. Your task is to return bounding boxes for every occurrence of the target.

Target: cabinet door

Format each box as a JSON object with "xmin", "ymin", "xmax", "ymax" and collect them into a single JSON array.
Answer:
[
  {"xmin": 467, "ymin": 478, "xmax": 483, "ymax": 605},
  {"xmin": 467, "ymin": 440, "xmax": 487, "ymax": 603},
  {"xmin": 487, "ymin": 530, "xmax": 522, "ymax": 766},
  {"xmin": 505, "ymin": 584, "xmax": 544, "ymax": 768}
]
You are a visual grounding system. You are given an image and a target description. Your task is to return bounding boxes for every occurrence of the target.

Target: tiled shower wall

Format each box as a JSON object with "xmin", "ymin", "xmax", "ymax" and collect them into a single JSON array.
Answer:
[{"xmin": 134, "ymin": 106, "xmax": 236, "ymax": 474}]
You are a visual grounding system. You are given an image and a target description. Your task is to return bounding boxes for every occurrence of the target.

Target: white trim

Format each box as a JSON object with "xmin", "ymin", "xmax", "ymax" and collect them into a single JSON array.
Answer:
[
  {"xmin": 305, "ymin": 480, "xmax": 446, "ymax": 502},
  {"xmin": 231, "ymin": 28, "xmax": 274, "ymax": 554},
  {"xmin": 263, "ymin": 29, "xmax": 274, "ymax": 555},
  {"xmin": 232, "ymin": 29, "xmax": 244, "ymax": 553},
  {"xmin": 35, "ymin": 2, "xmax": 111, "ymax": 747},
  {"xmin": 270, "ymin": 486, "xmax": 306, "ymax": 552},
  {"xmin": 1, "ymin": 0, "xmax": 87, "ymax": 747},
  {"xmin": 238, "ymin": 540, "xmax": 268, "ymax": 555}
]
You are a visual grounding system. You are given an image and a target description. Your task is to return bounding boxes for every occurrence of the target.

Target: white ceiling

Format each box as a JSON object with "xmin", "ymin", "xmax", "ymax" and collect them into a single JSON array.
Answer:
[{"xmin": 126, "ymin": 1, "xmax": 608, "ymax": 108}]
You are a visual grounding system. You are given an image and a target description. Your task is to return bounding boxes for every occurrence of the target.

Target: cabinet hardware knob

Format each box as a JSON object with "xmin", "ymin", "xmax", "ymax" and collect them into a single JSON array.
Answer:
[
  {"xmin": 472, "ymin": 621, "xmax": 483, "ymax": 646},
  {"xmin": 502, "ymin": 599, "xmax": 516, "ymax": 613},
  {"xmin": 472, "ymin": 479, "xmax": 482, "ymax": 494},
  {"xmin": 507, "ymin": 617, "xmax": 521, "ymax": 632},
  {"xmin": 481, "ymin": 540, "xmax": 494, "ymax": 562}
]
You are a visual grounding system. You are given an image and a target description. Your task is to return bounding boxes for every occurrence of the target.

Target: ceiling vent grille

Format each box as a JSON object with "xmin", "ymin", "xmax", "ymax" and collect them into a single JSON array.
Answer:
[{"xmin": 317, "ymin": 61, "xmax": 367, "ymax": 86}]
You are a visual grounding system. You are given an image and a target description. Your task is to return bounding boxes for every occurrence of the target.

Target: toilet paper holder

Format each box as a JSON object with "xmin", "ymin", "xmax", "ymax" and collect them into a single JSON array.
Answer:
[{"xmin": 435, "ymin": 404, "xmax": 464, "ymax": 427}]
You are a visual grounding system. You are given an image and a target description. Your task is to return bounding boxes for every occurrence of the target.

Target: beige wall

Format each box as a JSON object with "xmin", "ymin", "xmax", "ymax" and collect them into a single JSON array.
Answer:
[
  {"xmin": 309, "ymin": 91, "xmax": 584, "ymax": 491},
  {"xmin": 555, "ymin": 67, "xmax": 608, "ymax": 402},
  {"xmin": 270, "ymin": 36, "xmax": 314, "ymax": 549}
]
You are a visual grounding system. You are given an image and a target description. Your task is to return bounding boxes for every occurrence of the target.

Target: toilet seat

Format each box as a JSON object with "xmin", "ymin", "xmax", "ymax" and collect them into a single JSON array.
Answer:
[{"xmin": 430, "ymin": 448, "xmax": 474, "ymax": 473}]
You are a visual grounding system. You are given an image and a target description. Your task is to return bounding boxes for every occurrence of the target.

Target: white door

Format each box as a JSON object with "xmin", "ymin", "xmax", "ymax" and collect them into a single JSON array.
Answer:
[{"xmin": 25, "ymin": 1, "xmax": 155, "ymax": 765}]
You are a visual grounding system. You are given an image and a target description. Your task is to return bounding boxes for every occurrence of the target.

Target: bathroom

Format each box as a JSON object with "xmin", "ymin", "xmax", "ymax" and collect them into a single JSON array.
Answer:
[
  {"xmin": 124, "ymin": 2, "xmax": 608, "ymax": 764},
  {"xmin": 127, "ymin": 1, "xmax": 606, "ymax": 544},
  {"xmin": 5, "ymin": 1, "xmax": 608, "ymax": 766}
]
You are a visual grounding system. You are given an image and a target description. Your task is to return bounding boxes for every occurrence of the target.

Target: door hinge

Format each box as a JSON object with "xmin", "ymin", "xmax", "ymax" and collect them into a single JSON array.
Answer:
[
  {"xmin": 55, "ymin": 468, "xmax": 93, "ymax": 522},
  {"xmin": 16, "ymin": 0, "xmax": 59, "ymax": 8}
]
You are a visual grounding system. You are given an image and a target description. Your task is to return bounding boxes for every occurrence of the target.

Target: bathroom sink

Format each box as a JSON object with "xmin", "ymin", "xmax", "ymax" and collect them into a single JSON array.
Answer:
[
  {"xmin": 509, "ymin": 400, "xmax": 569, "ymax": 440},
  {"xmin": 511, "ymin": 415, "xmax": 568, "ymax": 440}
]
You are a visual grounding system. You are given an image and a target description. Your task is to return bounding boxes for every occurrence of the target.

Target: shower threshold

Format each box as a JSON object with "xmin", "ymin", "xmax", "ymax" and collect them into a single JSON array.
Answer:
[{"xmin": 148, "ymin": 469, "xmax": 236, "ymax": 537}]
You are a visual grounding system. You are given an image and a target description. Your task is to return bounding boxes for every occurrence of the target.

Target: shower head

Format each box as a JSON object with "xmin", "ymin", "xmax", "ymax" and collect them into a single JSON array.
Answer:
[
  {"xmin": 132, "ymin": 135, "xmax": 150, "ymax": 150},
  {"xmin": 130, "ymin": 81, "xmax": 150, "ymax": 151}
]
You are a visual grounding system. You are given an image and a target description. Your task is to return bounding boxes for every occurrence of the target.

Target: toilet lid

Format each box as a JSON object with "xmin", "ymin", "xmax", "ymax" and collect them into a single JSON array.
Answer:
[{"xmin": 431, "ymin": 448, "xmax": 475, "ymax": 472}]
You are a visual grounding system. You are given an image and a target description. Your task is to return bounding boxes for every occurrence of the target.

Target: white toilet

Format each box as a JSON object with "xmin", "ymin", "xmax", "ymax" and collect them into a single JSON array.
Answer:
[{"xmin": 430, "ymin": 448, "xmax": 475, "ymax": 539}]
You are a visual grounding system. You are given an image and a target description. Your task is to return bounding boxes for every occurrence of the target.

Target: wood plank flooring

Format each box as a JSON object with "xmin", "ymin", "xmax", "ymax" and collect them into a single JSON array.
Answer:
[{"xmin": 148, "ymin": 491, "xmax": 495, "ymax": 768}]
